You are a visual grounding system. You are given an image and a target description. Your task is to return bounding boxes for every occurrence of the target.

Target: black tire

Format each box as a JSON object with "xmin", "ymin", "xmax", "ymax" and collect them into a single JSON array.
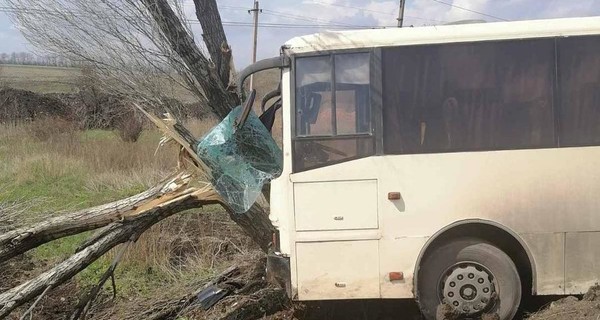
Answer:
[{"xmin": 416, "ymin": 238, "xmax": 521, "ymax": 320}]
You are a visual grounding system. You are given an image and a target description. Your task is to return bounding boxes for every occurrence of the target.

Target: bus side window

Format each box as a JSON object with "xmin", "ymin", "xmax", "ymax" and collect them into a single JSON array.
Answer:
[
  {"xmin": 558, "ymin": 35, "xmax": 600, "ymax": 147},
  {"xmin": 382, "ymin": 39, "xmax": 555, "ymax": 155},
  {"xmin": 334, "ymin": 53, "xmax": 371, "ymax": 135},
  {"xmin": 293, "ymin": 53, "xmax": 374, "ymax": 172},
  {"xmin": 296, "ymin": 56, "xmax": 333, "ymax": 136}
]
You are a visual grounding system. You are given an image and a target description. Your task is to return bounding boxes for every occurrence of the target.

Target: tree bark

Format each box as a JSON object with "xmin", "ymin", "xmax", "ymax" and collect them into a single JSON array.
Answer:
[
  {"xmin": 225, "ymin": 205, "xmax": 274, "ymax": 252},
  {"xmin": 0, "ymin": 189, "xmax": 220, "ymax": 318},
  {"xmin": 0, "ymin": 2, "xmax": 282, "ymax": 318}
]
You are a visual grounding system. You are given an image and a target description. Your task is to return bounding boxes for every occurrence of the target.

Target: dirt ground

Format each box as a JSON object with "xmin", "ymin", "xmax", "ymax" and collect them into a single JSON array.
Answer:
[
  {"xmin": 3, "ymin": 254, "xmax": 600, "ymax": 320},
  {"xmin": 527, "ymin": 286, "xmax": 600, "ymax": 320},
  {"xmin": 0, "ymin": 255, "xmax": 79, "ymax": 320}
]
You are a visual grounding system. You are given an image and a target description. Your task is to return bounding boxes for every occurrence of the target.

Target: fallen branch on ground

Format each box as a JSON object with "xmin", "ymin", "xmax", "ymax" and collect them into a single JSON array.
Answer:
[
  {"xmin": 0, "ymin": 174, "xmax": 194, "ymax": 262},
  {"xmin": 0, "ymin": 186, "xmax": 220, "ymax": 318}
]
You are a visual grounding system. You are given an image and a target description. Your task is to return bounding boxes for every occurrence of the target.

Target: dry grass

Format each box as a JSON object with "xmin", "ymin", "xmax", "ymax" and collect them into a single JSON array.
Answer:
[
  {"xmin": 0, "ymin": 120, "xmax": 176, "ymax": 198},
  {"xmin": 0, "ymin": 192, "xmax": 45, "ymax": 232},
  {"xmin": 0, "ymin": 117, "xmax": 259, "ymax": 310}
]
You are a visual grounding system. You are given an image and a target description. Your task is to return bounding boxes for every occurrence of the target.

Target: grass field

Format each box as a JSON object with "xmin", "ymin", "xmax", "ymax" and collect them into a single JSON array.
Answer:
[{"xmin": 0, "ymin": 64, "xmax": 81, "ymax": 93}]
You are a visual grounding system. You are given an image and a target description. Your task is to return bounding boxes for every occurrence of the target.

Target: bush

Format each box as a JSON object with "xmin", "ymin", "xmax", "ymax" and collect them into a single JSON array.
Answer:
[{"xmin": 115, "ymin": 108, "xmax": 144, "ymax": 142}]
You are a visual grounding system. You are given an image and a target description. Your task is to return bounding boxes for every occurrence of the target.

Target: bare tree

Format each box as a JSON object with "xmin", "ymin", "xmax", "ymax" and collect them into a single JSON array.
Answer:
[
  {"xmin": 0, "ymin": 0, "xmax": 282, "ymax": 318},
  {"xmin": 7, "ymin": 0, "xmax": 194, "ymax": 104},
  {"xmin": 5, "ymin": 0, "xmax": 274, "ymax": 249}
]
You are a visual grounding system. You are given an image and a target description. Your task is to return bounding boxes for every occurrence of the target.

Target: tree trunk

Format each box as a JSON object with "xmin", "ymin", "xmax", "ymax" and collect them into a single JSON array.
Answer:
[
  {"xmin": 0, "ymin": 1, "xmax": 283, "ymax": 318},
  {"xmin": 138, "ymin": 1, "xmax": 276, "ymax": 248},
  {"xmin": 137, "ymin": 81, "xmax": 276, "ymax": 252},
  {"xmin": 226, "ymin": 205, "xmax": 274, "ymax": 252},
  {"xmin": 194, "ymin": 0, "xmax": 233, "ymax": 87}
]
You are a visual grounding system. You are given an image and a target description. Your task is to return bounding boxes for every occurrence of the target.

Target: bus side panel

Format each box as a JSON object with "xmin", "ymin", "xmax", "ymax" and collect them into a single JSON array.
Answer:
[
  {"xmin": 565, "ymin": 232, "xmax": 600, "ymax": 294},
  {"xmin": 294, "ymin": 180, "xmax": 378, "ymax": 231},
  {"xmin": 290, "ymin": 146, "xmax": 600, "ymax": 298},
  {"xmin": 378, "ymin": 237, "xmax": 427, "ymax": 298},
  {"xmin": 296, "ymin": 240, "xmax": 380, "ymax": 300},
  {"xmin": 521, "ymin": 233, "xmax": 565, "ymax": 295}
]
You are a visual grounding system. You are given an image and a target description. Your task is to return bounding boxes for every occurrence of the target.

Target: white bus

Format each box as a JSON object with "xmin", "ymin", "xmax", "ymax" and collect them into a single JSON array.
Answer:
[{"xmin": 239, "ymin": 16, "xmax": 600, "ymax": 319}]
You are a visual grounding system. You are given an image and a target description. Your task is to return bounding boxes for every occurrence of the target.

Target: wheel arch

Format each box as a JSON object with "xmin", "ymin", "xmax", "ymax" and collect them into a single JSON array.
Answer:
[{"xmin": 413, "ymin": 219, "xmax": 537, "ymax": 297}]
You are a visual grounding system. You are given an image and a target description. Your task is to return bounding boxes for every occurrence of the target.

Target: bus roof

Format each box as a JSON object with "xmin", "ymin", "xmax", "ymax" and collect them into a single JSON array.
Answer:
[{"xmin": 283, "ymin": 16, "xmax": 600, "ymax": 55}]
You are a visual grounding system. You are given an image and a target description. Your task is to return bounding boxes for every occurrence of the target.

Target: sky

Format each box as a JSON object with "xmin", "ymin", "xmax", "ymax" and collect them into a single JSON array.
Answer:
[{"xmin": 0, "ymin": 0, "xmax": 599, "ymax": 68}]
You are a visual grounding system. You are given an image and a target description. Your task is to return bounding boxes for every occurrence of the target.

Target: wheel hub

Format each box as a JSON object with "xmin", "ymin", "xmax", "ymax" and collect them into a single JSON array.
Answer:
[{"xmin": 441, "ymin": 263, "xmax": 495, "ymax": 315}]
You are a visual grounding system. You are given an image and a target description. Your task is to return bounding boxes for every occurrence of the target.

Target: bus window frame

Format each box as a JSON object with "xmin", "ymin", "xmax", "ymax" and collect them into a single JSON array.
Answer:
[{"xmin": 290, "ymin": 48, "xmax": 383, "ymax": 173}]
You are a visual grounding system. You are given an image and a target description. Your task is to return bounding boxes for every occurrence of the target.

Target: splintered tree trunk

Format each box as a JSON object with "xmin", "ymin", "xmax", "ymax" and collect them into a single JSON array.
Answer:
[
  {"xmin": 194, "ymin": 0, "xmax": 232, "ymax": 86},
  {"xmin": 0, "ymin": 1, "xmax": 283, "ymax": 318}
]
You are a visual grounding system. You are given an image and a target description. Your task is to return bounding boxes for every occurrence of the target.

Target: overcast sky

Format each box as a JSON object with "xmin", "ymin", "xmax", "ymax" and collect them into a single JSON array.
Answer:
[{"xmin": 0, "ymin": 0, "xmax": 599, "ymax": 68}]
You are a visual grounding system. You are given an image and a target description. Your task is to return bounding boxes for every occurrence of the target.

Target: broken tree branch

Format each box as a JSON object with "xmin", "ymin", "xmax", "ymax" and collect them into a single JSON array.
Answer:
[
  {"xmin": 139, "ymin": 105, "xmax": 275, "ymax": 252},
  {"xmin": 0, "ymin": 187, "xmax": 220, "ymax": 318},
  {"xmin": 0, "ymin": 173, "xmax": 194, "ymax": 262},
  {"xmin": 139, "ymin": 266, "xmax": 240, "ymax": 320},
  {"xmin": 140, "ymin": 0, "xmax": 239, "ymax": 119}
]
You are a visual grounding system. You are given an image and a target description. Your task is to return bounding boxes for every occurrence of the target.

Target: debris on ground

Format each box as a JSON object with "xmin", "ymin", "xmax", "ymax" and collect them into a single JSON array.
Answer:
[{"xmin": 527, "ymin": 285, "xmax": 600, "ymax": 320}]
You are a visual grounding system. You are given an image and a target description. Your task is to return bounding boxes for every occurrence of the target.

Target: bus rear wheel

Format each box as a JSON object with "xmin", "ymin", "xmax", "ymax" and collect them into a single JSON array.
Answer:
[{"xmin": 416, "ymin": 239, "xmax": 521, "ymax": 320}]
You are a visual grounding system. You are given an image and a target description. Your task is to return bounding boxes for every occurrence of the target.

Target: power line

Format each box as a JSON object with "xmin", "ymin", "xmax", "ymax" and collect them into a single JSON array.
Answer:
[
  {"xmin": 0, "ymin": 7, "xmax": 372, "ymax": 30},
  {"xmin": 209, "ymin": 22, "xmax": 372, "ymax": 30},
  {"xmin": 183, "ymin": 3, "xmax": 249, "ymax": 11},
  {"xmin": 431, "ymin": 0, "xmax": 508, "ymax": 22},
  {"xmin": 184, "ymin": 3, "xmax": 367, "ymax": 28},
  {"xmin": 261, "ymin": 9, "xmax": 363, "ymax": 28},
  {"xmin": 216, "ymin": 5, "xmax": 249, "ymax": 11},
  {"xmin": 311, "ymin": 0, "xmax": 396, "ymax": 16},
  {"xmin": 310, "ymin": 0, "xmax": 448, "ymax": 24}
]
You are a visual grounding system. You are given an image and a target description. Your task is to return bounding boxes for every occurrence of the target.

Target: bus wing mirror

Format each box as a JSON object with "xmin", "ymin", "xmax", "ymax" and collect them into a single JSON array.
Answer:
[
  {"xmin": 259, "ymin": 97, "xmax": 282, "ymax": 132},
  {"xmin": 234, "ymin": 89, "xmax": 257, "ymax": 130},
  {"xmin": 261, "ymin": 86, "xmax": 281, "ymax": 113}
]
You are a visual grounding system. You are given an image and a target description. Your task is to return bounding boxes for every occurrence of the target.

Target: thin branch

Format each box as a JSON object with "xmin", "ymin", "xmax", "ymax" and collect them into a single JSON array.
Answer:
[
  {"xmin": 70, "ymin": 239, "xmax": 135, "ymax": 320},
  {"xmin": 18, "ymin": 285, "xmax": 52, "ymax": 320}
]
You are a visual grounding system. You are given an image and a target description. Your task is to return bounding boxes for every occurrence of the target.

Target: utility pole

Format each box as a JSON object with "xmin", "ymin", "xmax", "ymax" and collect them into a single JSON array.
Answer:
[
  {"xmin": 249, "ymin": 0, "xmax": 261, "ymax": 90},
  {"xmin": 397, "ymin": 0, "xmax": 406, "ymax": 27}
]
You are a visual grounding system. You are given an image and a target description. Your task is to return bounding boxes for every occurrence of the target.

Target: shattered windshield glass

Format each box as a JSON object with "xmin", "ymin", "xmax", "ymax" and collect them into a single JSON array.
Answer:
[{"xmin": 197, "ymin": 105, "xmax": 283, "ymax": 213}]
